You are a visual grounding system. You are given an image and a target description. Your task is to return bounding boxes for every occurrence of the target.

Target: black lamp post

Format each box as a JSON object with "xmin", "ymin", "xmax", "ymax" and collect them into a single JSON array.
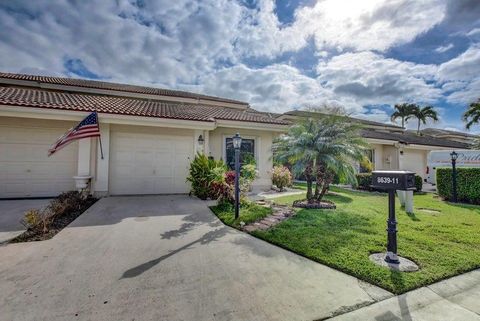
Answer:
[
  {"xmin": 232, "ymin": 133, "xmax": 242, "ymax": 219},
  {"xmin": 450, "ymin": 151, "xmax": 458, "ymax": 203}
]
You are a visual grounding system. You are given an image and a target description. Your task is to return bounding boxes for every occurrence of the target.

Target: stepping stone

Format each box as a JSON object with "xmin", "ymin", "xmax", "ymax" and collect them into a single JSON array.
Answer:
[{"xmin": 243, "ymin": 225, "xmax": 258, "ymax": 232}]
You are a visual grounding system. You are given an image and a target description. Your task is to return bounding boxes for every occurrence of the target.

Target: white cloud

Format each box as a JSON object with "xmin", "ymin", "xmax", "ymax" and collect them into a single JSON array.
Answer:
[
  {"xmin": 437, "ymin": 45, "xmax": 480, "ymax": 82},
  {"xmin": 0, "ymin": 0, "xmax": 244, "ymax": 85},
  {"xmin": 435, "ymin": 43, "xmax": 454, "ymax": 53},
  {"xmin": 445, "ymin": 78, "xmax": 480, "ymax": 104},
  {"xmin": 234, "ymin": 0, "xmax": 447, "ymax": 57},
  {"xmin": 293, "ymin": 0, "xmax": 446, "ymax": 52},
  {"xmin": 316, "ymin": 51, "xmax": 441, "ymax": 106},
  {"xmin": 466, "ymin": 28, "xmax": 480, "ymax": 37},
  {"xmin": 437, "ymin": 45, "xmax": 480, "ymax": 104},
  {"xmin": 189, "ymin": 64, "xmax": 336, "ymax": 113}
]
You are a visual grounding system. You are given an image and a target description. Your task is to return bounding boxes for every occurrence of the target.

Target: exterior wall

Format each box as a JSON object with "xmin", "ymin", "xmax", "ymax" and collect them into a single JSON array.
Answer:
[{"xmin": 209, "ymin": 127, "xmax": 274, "ymax": 191}]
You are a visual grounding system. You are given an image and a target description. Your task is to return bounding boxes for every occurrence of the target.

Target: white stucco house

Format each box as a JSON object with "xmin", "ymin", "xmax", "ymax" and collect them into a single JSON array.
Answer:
[
  {"xmin": 0, "ymin": 72, "xmax": 287, "ymax": 198},
  {"xmin": 0, "ymin": 72, "xmax": 471, "ymax": 199}
]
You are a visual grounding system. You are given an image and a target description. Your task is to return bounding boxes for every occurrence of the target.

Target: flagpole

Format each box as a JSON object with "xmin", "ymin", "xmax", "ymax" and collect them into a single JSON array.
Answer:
[
  {"xmin": 98, "ymin": 136, "xmax": 104, "ymax": 160},
  {"xmin": 95, "ymin": 112, "xmax": 104, "ymax": 160}
]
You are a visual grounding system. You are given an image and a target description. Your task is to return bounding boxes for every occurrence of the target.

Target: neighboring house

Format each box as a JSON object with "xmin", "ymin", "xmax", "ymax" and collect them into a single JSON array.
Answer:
[
  {"xmin": 420, "ymin": 128, "xmax": 478, "ymax": 145},
  {"xmin": 278, "ymin": 111, "xmax": 470, "ymax": 180},
  {"xmin": 0, "ymin": 72, "xmax": 287, "ymax": 198}
]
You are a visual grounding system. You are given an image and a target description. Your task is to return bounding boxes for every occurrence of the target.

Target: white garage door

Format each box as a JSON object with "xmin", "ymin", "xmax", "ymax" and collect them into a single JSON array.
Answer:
[
  {"xmin": 109, "ymin": 131, "xmax": 193, "ymax": 195},
  {"xmin": 0, "ymin": 124, "xmax": 77, "ymax": 198},
  {"xmin": 402, "ymin": 150, "xmax": 426, "ymax": 178}
]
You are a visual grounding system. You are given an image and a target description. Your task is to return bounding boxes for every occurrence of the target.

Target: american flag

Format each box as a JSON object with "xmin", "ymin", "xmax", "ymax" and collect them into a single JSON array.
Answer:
[{"xmin": 48, "ymin": 112, "xmax": 100, "ymax": 156}]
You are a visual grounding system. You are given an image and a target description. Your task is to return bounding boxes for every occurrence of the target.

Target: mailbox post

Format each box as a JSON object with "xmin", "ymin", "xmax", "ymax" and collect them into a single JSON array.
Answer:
[{"xmin": 371, "ymin": 171, "xmax": 416, "ymax": 264}]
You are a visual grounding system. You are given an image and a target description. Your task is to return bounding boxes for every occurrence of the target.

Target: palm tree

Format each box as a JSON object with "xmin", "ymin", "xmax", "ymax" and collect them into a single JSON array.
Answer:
[
  {"xmin": 273, "ymin": 118, "xmax": 318, "ymax": 201},
  {"xmin": 463, "ymin": 99, "xmax": 480, "ymax": 130},
  {"xmin": 390, "ymin": 103, "xmax": 416, "ymax": 128},
  {"xmin": 407, "ymin": 105, "xmax": 439, "ymax": 135},
  {"xmin": 274, "ymin": 111, "xmax": 368, "ymax": 203}
]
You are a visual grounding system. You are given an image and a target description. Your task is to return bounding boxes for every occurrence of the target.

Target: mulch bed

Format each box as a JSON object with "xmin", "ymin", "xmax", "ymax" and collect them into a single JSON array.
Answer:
[
  {"xmin": 292, "ymin": 199, "xmax": 336, "ymax": 209},
  {"xmin": 10, "ymin": 196, "xmax": 97, "ymax": 243}
]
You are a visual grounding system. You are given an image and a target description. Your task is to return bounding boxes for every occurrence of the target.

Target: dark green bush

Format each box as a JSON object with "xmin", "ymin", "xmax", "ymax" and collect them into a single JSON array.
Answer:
[
  {"xmin": 415, "ymin": 175, "xmax": 423, "ymax": 192},
  {"xmin": 437, "ymin": 167, "xmax": 480, "ymax": 204},
  {"xmin": 356, "ymin": 173, "xmax": 373, "ymax": 190}
]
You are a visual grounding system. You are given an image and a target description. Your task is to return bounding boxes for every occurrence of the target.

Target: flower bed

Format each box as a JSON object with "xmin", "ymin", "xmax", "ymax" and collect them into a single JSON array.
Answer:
[{"xmin": 10, "ymin": 191, "xmax": 97, "ymax": 243}]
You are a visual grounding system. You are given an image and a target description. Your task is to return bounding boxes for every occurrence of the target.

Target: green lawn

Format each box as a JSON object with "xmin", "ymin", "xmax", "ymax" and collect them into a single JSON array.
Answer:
[
  {"xmin": 210, "ymin": 202, "xmax": 272, "ymax": 228},
  {"xmin": 251, "ymin": 186, "xmax": 480, "ymax": 294}
]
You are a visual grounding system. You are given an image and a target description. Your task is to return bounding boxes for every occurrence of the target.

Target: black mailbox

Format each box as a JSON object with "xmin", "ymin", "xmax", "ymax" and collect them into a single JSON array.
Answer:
[
  {"xmin": 370, "ymin": 170, "xmax": 416, "ymax": 264},
  {"xmin": 371, "ymin": 170, "xmax": 416, "ymax": 191}
]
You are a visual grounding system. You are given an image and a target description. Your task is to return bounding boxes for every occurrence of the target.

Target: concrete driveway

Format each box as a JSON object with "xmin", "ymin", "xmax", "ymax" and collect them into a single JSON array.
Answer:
[
  {"xmin": 0, "ymin": 199, "xmax": 51, "ymax": 243},
  {"xmin": 0, "ymin": 195, "xmax": 391, "ymax": 321}
]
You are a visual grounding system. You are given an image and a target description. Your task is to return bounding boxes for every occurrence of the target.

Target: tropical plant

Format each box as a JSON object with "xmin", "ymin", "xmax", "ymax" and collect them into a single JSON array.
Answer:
[
  {"xmin": 274, "ymin": 109, "xmax": 368, "ymax": 204},
  {"xmin": 407, "ymin": 105, "xmax": 439, "ymax": 135},
  {"xmin": 214, "ymin": 170, "xmax": 252, "ymax": 205},
  {"xmin": 186, "ymin": 153, "xmax": 227, "ymax": 200},
  {"xmin": 241, "ymin": 163, "xmax": 257, "ymax": 182},
  {"xmin": 271, "ymin": 165, "xmax": 293, "ymax": 191},
  {"xmin": 390, "ymin": 103, "xmax": 416, "ymax": 128},
  {"xmin": 463, "ymin": 99, "xmax": 480, "ymax": 130},
  {"xmin": 359, "ymin": 155, "xmax": 373, "ymax": 173},
  {"xmin": 242, "ymin": 152, "xmax": 256, "ymax": 166}
]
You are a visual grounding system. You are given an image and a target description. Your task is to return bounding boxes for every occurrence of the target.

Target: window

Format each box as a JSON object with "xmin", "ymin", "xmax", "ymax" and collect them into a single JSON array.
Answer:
[{"xmin": 225, "ymin": 137, "xmax": 255, "ymax": 169}]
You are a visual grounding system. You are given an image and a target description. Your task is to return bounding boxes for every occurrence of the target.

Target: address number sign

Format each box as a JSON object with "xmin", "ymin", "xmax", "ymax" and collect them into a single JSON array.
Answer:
[{"xmin": 371, "ymin": 170, "xmax": 416, "ymax": 191}]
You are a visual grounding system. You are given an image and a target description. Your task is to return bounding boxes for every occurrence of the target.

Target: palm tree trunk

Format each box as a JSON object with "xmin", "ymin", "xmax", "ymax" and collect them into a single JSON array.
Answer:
[
  {"xmin": 417, "ymin": 119, "xmax": 420, "ymax": 135},
  {"xmin": 401, "ymin": 117, "xmax": 405, "ymax": 128},
  {"xmin": 314, "ymin": 161, "xmax": 324, "ymax": 200},
  {"xmin": 305, "ymin": 161, "xmax": 314, "ymax": 203},
  {"xmin": 318, "ymin": 172, "xmax": 333, "ymax": 202}
]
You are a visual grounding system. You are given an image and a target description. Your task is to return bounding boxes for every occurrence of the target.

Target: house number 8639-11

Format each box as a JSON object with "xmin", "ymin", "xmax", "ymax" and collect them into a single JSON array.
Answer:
[{"xmin": 377, "ymin": 177, "xmax": 399, "ymax": 184}]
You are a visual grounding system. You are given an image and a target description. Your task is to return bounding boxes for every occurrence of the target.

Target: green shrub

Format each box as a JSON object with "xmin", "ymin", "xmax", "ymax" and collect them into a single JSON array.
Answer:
[
  {"xmin": 359, "ymin": 156, "xmax": 373, "ymax": 173},
  {"xmin": 187, "ymin": 153, "xmax": 227, "ymax": 200},
  {"xmin": 356, "ymin": 173, "xmax": 373, "ymax": 190},
  {"xmin": 241, "ymin": 163, "xmax": 258, "ymax": 183},
  {"xmin": 242, "ymin": 152, "xmax": 256, "ymax": 166},
  {"xmin": 437, "ymin": 167, "xmax": 480, "ymax": 204},
  {"xmin": 415, "ymin": 175, "xmax": 423, "ymax": 192},
  {"xmin": 271, "ymin": 165, "xmax": 293, "ymax": 191}
]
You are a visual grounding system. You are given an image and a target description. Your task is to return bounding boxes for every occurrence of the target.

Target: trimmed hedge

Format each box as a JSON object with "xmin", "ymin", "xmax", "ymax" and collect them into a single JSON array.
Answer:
[
  {"xmin": 437, "ymin": 167, "xmax": 480, "ymax": 204},
  {"xmin": 415, "ymin": 175, "xmax": 423, "ymax": 192},
  {"xmin": 356, "ymin": 173, "xmax": 423, "ymax": 192},
  {"xmin": 356, "ymin": 173, "xmax": 374, "ymax": 191}
]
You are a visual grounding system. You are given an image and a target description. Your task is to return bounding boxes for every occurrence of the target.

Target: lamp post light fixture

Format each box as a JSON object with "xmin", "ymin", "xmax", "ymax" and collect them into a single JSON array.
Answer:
[
  {"xmin": 232, "ymin": 133, "xmax": 242, "ymax": 219},
  {"xmin": 450, "ymin": 151, "xmax": 458, "ymax": 203},
  {"xmin": 197, "ymin": 134, "xmax": 204, "ymax": 145}
]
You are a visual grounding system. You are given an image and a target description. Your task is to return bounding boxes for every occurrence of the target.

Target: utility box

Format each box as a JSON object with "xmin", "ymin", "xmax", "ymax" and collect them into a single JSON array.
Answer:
[{"xmin": 371, "ymin": 170, "xmax": 416, "ymax": 191}]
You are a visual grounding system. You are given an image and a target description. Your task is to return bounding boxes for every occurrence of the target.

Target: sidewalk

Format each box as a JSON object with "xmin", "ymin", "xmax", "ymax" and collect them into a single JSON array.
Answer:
[{"xmin": 327, "ymin": 268, "xmax": 480, "ymax": 321}]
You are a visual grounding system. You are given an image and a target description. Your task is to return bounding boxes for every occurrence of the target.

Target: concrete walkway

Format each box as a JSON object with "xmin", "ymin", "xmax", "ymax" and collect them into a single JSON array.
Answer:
[
  {"xmin": 0, "ymin": 199, "xmax": 51, "ymax": 243},
  {"xmin": 0, "ymin": 195, "xmax": 391, "ymax": 321},
  {"xmin": 328, "ymin": 269, "xmax": 480, "ymax": 321}
]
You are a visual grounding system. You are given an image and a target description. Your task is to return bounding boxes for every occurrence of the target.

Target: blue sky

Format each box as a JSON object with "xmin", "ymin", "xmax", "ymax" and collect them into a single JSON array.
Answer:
[{"xmin": 0, "ymin": 0, "xmax": 479, "ymax": 132}]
